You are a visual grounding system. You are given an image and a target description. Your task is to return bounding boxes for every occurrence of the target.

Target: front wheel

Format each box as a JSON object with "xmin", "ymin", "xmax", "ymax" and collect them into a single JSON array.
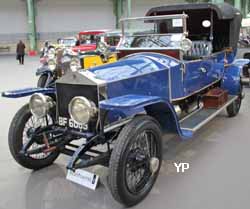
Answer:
[
  {"xmin": 108, "ymin": 116, "xmax": 162, "ymax": 207},
  {"xmin": 8, "ymin": 104, "xmax": 59, "ymax": 170},
  {"xmin": 37, "ymin": 74, "xmax": 49, "ymax": 87}
]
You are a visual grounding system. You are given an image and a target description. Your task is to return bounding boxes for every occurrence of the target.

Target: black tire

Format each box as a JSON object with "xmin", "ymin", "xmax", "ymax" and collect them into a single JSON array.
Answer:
[
  {"xmin": 37, "ymin": 74, "xmax": 48, "ymax": 87},
  {"xmin": 108, "ymin": 116, "xmax": 162, "ymax": 207},
  {"xmin": 8, "ymin": 104, "xmax": 59, "ymax": 170},
  {"xmin": 226, "ymin": 85, "xmax": 242, "ymax": 117}
]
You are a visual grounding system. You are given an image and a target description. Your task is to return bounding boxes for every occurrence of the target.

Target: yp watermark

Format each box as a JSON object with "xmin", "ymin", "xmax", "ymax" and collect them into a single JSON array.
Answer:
[{"xmin": 174, "ymin": 162, "xmax": 190, "ymax": 173}]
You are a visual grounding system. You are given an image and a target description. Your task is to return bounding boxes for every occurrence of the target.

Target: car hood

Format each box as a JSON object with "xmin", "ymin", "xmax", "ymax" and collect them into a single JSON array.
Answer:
[
  {"xmin": 56, "ymin": 52, "xmax": 182, "ymax": 103},
  {"xmin": 86, "ymin": 53, "xmax": 180, "ymax": 83},
  {"xmin": 57, "ymin": 52, "xmax": 181, "ymax": 86}
]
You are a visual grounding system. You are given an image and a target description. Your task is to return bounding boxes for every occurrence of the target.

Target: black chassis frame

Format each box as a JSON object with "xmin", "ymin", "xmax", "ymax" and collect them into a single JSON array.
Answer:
[{"xmin": 21, "ymin": 110, "xmax": 118, "ymax": 171}]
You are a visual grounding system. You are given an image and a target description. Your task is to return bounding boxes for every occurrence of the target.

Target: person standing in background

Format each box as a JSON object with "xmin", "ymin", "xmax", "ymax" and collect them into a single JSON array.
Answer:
[{"xmin": 16, "ymin": 40, "xmax": 25, "ymax": 65}]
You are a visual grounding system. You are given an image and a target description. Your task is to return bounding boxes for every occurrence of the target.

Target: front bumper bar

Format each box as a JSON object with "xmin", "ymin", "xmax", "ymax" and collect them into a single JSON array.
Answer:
[{"xmin": 19, "ymin": 124, "xmax": 110, "ymax": 170}]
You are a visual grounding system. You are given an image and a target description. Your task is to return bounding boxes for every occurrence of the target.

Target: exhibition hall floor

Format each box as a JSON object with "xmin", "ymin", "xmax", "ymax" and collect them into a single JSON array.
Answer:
[{"xmin": 0, "ymin": 56, "xmax": 250, "ymax": 209}]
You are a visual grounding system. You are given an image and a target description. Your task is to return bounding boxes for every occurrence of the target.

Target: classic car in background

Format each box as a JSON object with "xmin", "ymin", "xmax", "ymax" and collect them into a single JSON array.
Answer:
[
  {"xmin": 241, "ymin": 52, "xmax": 250, "ymax": 86},
  {"xmin": 239, "ymin": 18, "xmax": 250, "ymax": 47},
  {"xmin": 36, "ymin": 40, "xmax": 117, "ymax": 88},
  {"xmin": 1, "ymin": 2, "xmax": 248, "ymax": 207},
  {"xmin": 72, "ymin": 30, "xmax": 107, "ymax": 52},
  {"xmin": 97, "ymin": 30, "xmax": 122, "ymax": 51},
  {"xmin": 36, "ymin": 46, "xmax": 76, "ymax": 87},
  {"xmin": 58, "ymin": 36, "xmax": 77, "ymax": 47}
]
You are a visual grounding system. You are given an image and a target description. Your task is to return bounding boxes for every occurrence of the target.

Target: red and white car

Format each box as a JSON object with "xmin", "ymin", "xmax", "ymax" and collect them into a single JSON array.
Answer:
[{"xmin": 72, "ymin": 30, "xmax": 108, "ymax": 52}]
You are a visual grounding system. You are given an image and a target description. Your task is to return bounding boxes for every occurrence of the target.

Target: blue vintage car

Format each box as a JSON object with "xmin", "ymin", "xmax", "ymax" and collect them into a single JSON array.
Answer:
[{"xmin": 2, "ymin": 2, "xmax": 249, "ymax": 206}]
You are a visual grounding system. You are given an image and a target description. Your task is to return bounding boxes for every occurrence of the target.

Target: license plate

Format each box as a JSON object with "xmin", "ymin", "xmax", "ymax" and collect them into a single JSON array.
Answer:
[
  {"xmin": 58, "ymin": 116, "xmax": 88, "ymax": 130},
  {"xmin": 66, "ymin": 169, "xmax": 99, "ymax": 190}
]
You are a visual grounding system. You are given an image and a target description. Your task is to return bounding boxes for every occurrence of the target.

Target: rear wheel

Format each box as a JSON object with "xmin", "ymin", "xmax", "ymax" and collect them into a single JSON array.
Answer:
[
  {"xmin": 108, "ymin": 116, "xmax": 162, "ymax": 207},
  {"xmin": 226, "ymin": 85, "xmax": 243, "ymax": 117},
  {"xmin": 8, "ymin": 104, "xmax": 59, "ymax": 170}
]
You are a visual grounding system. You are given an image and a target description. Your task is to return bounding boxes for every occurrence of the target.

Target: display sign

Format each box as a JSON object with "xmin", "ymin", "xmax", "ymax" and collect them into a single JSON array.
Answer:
[
  {"xmin": 242, "ymin": 18, "xmax": 250, "ymax": 27},
  {"xmin": 67, "ymin": 169, "xmax": 99, "ymax": 190}
]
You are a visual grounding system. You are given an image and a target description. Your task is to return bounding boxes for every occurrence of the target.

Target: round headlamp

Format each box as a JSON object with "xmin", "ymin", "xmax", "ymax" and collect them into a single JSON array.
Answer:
[
  {"xmin": 70, "ymin": 57, "xmax": 81, "ymax": 72},
  {"xmin": 48, "ymin": 59, "xmax": 56, "ymax": 70},
  {"xmin": 69, "ymin": 96, "xmax": 97, "ymax": 124},
  {"xmin": 97, "ymin": 41, "xmax": 108, "ymax": 53},
  {"xmin": 181, "ymin": 38, "xmax": 192, "ymax": 52},
  {"xmin": 29, "ymin": 93, "xmax": 54, "ymax": 118}
]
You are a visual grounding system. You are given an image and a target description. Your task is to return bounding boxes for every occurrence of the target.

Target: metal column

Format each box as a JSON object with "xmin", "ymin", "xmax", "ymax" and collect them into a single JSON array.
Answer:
[
  {"xmin": 26, "ymin": 0, "xmax": 37, "ymax": 51},
  {"xmin": 115, "ymin": 0, "xmax": 123, "ymax": 29},
  {"xmin": 127, "ymin": 0, "xmax": 131, "ymax": 17},
  {"xmin": 234, "ymin": 0, "xmax": 241, "ymax": 11},
  {"xmin": 244, "ymin": 0, "xmax": 249, "ymax": 17},
  {"xmin": 211, "ymin": 0, "xmax": 224, "ymax": 4}
]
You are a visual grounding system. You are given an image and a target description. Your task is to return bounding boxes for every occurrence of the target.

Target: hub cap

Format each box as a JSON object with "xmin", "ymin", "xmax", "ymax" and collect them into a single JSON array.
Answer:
[{"xmin": 125, "ymin": 130, "xmax": 159, "ymax": 194}]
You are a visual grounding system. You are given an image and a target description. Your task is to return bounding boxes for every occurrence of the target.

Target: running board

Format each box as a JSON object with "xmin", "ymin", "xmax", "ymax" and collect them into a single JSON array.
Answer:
[{"xmin": 180, "ymin": 95, "xmax": 237, "ymax": 134}]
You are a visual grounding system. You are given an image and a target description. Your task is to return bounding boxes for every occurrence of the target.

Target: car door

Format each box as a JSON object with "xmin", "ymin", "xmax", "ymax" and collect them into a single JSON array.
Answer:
[
  {"xmin": 199, "ymin": 56, "xmax": 224, "ymax": 87},
  {"xmin": 183, "ymin": 57, "xmax": 223, "ymax": 97},
  {"xmin": 183, "ymin": 60, "xmax": 204, "ymax": 96}
]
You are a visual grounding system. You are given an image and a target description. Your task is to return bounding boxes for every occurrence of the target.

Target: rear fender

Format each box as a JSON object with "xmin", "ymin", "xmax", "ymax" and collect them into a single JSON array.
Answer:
[
  {"xmin": 2, "ymin": 87, "xmax": 55, "ymax": 98},
  {"xmin": 99, "ymin": 94, "xmax": 192, "ymax": 139},
  {"xmin": 221, "ymin": 59, "xmax": 249, "ymax": 95}
]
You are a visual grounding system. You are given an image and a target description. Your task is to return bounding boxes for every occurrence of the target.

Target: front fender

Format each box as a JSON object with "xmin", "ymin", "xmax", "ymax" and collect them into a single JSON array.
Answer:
[
  {"xmin": 233, "ymin": 58, "xmax": 250, "ymax": 67},
  {"xmin": 2, "ymin": 87, "xmax": 55, "ymax": 98},
  {"xmin": 99, "ymin": 94, "xmax": 165, "ymax": 111},
  {"xmin": 100, "ymin": 94, "xmax": 192, "ymax": 139},
  {"xmin": 36, "ymin": 66, "xmax": 52, "ymax": 76}
]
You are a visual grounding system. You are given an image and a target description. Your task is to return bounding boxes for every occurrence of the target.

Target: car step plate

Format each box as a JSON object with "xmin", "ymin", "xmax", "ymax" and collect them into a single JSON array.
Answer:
[
  {"xmin": 66, "ymin": 169, "xmax": 99, "ymax": 190},
  {"xmin": 180, "ymin": 95, "xmax": 237, "ymax": 133}
]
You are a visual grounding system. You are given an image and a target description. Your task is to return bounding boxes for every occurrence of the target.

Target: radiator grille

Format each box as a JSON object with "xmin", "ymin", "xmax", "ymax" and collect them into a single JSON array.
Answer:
[{"xmin": 56, "ymin": 83, "xmax": 98, "ymax": 118}]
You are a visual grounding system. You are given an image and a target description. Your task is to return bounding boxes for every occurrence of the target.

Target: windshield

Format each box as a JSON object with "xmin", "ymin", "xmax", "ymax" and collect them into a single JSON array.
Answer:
[
  {"xmin": 118, "ymin": 14, "xmax": 187, "ymax": 50},
  {"xmin": 61, "ymin": 39, "xmax": 76, "ymax": 47},
  {"xmin": 79, "ymin": 34, "xmax": 98, "ymax": 44}
]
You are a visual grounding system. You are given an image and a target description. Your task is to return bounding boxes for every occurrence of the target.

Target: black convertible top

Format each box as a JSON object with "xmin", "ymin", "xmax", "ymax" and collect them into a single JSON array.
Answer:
[
  {"xmin": 146, "ymin": 3, "xmax": 242, "ymax": 51},
  {"xmin": 146, "ymin": 3, "xmax": 240, "ymax": 20}
]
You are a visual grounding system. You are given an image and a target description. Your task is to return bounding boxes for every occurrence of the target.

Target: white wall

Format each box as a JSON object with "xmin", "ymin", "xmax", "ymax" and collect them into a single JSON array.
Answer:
[
  {"xmin": 0, "ymin": 0, "xmax": 187, "ymax": 42},
  {"xmin": 0, "ymin": 0, "xmax": 27, "ymax": 34},
  {"xmin": 36, "ymin": 0, "xmax": 116, "ymax": 33},
  {"xmin": 127, "ymin": 0, "xmax": 186, "ymax": 17}
]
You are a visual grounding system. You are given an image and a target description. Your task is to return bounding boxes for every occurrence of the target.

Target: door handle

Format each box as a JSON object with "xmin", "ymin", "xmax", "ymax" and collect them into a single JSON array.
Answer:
[{"xmin": 199, "ymin": 67, "xmax": 207, "ymax": 73}]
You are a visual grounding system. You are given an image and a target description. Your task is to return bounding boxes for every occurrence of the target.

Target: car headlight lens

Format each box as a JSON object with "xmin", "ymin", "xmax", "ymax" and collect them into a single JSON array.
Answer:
[
  {"xmin": 48, "ymin": 59, "xmax": 56, "ymax": 70},
  {"xmin": 181, "ymin": 38, "xmax": 192, "ymax": 52},
  {"xmin": 70, "ymin": 57, "xmax": 81, "ymax": 72},
  {"xmin": 97, "ymin": 41, "xmax": 108, "ymax": 53},
  {"xmin": 29, "ymin": 93, "xmax": 54, "ymax": 118},
  {"xmin": 69, "ymin": 96, "xmax": 97, "ymax": 124}
]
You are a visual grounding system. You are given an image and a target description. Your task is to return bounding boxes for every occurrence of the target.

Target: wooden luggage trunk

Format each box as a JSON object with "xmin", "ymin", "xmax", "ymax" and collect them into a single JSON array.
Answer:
[{"xmin": 203, "ymin": 88, "xmax": 228, "ymax": 109}]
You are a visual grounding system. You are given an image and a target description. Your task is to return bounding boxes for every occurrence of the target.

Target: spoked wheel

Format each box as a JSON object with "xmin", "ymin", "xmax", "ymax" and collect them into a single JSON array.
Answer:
[
  {"xmin": 37, "ymin": 74, "xmax": 49, "ymax": 87},
  {"xmin": 108, "ymin": 116, "xmax": 162, "ymax": 207},
  {"xmin": 227, "ymin": 84, "xmax": 243, "ymax": 117},
  {"xmin": 8, "ymin": 104, "xmax": 59, "ymax": 170}
]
